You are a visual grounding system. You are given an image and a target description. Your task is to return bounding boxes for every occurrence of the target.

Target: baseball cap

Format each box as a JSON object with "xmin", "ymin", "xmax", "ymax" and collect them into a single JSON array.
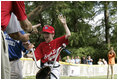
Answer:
[{"xmin": 42, "ymin": 25, "xmax": 55, "ymax": 34}]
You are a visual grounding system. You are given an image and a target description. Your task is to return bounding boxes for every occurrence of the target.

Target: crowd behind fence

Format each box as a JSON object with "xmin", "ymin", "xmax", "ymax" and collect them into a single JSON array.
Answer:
[
  {"xmin": 65, "ymin": 55, "xmax": 108, "ymax": 65},
  {"xmin": 21, "ymin": 58, "xmax": 117, "ymax": 77}
]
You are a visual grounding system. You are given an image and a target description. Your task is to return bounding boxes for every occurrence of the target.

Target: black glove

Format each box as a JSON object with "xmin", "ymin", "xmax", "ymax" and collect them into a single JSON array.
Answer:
[{"xmin": 36, "ymin": 66, "xmax": 51, "ymax": 79}]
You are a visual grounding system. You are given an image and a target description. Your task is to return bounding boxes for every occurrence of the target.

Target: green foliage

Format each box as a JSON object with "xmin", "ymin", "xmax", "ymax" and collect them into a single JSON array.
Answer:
[
  {"xmin": 69, "ymin": 47, "xmax": 95, "ymax": 57},
  {"xmin": 69, "ymin": 32, "xmax": 79, "ymax": 47}
]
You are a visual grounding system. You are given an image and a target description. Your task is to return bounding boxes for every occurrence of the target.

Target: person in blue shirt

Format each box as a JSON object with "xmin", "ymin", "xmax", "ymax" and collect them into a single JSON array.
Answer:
[
  {"xmin": 75, "ymin": 56, "xmax": 81, "ymax": 64},
  {"xmin": 4, "ymin": 31, "xmax": 33, "ymax": 79},
  {"xmin": 87, "ymin": 56, "xmax": 93, "ymax": 65}
]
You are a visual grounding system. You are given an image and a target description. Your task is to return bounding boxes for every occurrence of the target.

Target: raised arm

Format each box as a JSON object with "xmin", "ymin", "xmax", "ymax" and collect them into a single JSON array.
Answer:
[{"xmin": 58, "ymin": 15, "xmax": 71, "ymax": 39}]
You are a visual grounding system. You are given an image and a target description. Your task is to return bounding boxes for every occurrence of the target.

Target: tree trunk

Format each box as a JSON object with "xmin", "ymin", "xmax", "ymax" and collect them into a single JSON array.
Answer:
[
  {"xmin": 27, "ymin": 6, "xmax": 43, "ymax": 21},
  {"xmin": 104, "ymin": 1, "xmax": 110, "ymax": 49}
]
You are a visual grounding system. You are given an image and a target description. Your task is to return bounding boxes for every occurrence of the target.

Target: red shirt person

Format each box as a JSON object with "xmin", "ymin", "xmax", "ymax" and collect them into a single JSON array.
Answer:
[
  {"xmin": 1, "ymin": 1, "xmax": 33, "ymax": 79},
  {"xmin": 35, "ymin": 28, "xmax": 68, "ymax": 63},
  {"xmin": 34, "ymin": 15, "xmax": 71, "ymax": 79},
  {"xmin": 1, "ymin": 1, "xmax": 27, "ymax": 31}
]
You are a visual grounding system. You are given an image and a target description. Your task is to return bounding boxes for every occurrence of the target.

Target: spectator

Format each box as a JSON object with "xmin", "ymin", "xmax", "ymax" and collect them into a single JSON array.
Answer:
[
  {"xmin": 107, "ymin": 47, "xmax": 116, "ymax": 79},
  {"xmin": 66, "ymin": 56, "xmax": 71, "ymax": 63},
  {"xmin": 97, "ymin": 58, "xmax": 103, "ymax": 65},
  {"xmin": 75, "ymin": 56, "xmax": 81, "ymax": 64},
  {"xmin": 81, "ymin": 56, "xmax": 87, "ymax": 64},
  {"xmin": 70, "ymin": 56, "xmax": 75, "ymax": 64},
  {"xmin": 87, "ymin": 56, "xmax": 93, "ymax": 65},
  {"xmin": 102, "ymin": 58, "xmax": 107, "ymax": 65}
]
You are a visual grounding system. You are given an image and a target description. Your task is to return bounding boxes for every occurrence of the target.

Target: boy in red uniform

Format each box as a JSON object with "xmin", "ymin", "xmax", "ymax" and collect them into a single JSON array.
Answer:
[{"xmin": 34, "ymin": 15, "xmax": 71, "ymax": 79}]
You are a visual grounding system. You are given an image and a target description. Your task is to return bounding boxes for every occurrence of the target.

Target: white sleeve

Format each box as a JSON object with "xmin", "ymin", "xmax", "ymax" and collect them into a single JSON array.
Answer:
[{"xmin": 5, "ymin": 13, "xmax": 23, "ymax": 34}]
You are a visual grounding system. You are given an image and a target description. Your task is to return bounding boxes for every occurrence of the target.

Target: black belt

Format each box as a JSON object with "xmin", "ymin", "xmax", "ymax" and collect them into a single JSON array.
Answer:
[
  {"xmin": 9, "ymin": 58, "xmax": 19, "ymax": 61},
  {"xmin": 53, "ymin": 65, "xmax": 60, "ymax": 68},
  {"xmin": 47, "ymin": 61, "xmax": 54, "ymax": 64}
]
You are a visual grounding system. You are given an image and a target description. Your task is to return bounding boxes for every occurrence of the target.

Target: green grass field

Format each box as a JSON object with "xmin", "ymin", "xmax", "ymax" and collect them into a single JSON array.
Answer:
[{"xmin": 24, "ymin": 74, "xmax": 117, "ymax": 79}]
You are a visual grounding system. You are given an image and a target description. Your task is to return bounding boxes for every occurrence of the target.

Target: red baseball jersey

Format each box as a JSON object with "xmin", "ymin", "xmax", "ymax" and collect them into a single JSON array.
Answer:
[
  {"xmin": 34, "ymin": 35, "xmax": 68, "ymax": 63},
  {"xmin": 1, "ymin": 1, "xmax": 27, "ymax": 31}
]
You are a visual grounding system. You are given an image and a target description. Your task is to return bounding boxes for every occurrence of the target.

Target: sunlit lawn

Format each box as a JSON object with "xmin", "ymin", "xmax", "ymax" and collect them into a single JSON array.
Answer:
[{"xmin": 24, "ymin": 74, "xmax": 117, "ymax": 79}]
